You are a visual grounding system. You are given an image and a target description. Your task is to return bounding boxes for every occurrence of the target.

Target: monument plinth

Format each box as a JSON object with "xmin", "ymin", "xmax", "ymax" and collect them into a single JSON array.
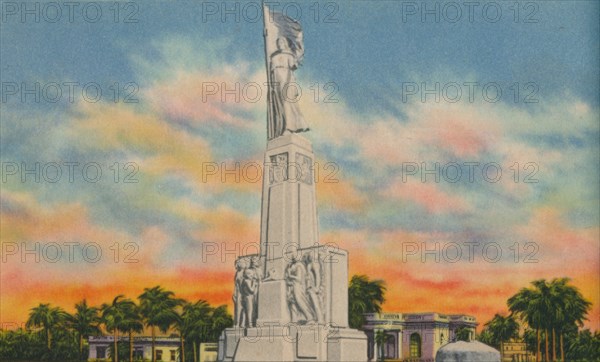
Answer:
[{"xmin": 217, "ymin": 5, "xmax": 367, "ymax": 361}]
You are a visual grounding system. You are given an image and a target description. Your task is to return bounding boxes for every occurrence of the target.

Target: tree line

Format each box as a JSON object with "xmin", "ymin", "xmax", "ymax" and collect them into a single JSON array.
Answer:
[
  {"xmin": 0, "ymin": 275, "xmax": 387, "ymax": 362},
  {"xmin": 0, "ymin": 286, "xmax": 233, "ymax": 362},
  {"xmin": 477, "ymin": 278, "xmax": 598, "ymax": 361},
  {"xmin": 3, "ymin": 276, "xmax": 596, "ymax": 361}
]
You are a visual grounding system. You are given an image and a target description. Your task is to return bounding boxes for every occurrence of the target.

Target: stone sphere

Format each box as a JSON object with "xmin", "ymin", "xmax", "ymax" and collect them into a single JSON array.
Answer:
[{"xmin": 435, "ymin": 341, "xmax": 501, "ymax": 362}]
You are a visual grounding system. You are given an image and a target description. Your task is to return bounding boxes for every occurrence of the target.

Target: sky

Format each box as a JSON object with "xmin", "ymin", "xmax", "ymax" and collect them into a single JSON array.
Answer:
[{"xmin": 1, "ymin": 0, "xmax": 599, "ymax": 332}]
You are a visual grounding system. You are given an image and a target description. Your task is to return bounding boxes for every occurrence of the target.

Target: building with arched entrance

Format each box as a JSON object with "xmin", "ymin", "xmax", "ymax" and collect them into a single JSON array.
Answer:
[{"xmin": 362, "ymin": 312, "xmax": 477, "ymax": 361}]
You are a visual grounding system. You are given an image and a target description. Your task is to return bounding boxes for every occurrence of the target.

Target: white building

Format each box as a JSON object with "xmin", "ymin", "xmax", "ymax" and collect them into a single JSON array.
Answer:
[
  {"xmin": 362, "ymin": 312, "xmax": 478, "ymax": 361},
  {"xmin": 88, "ymin": 336, "xmax": 180, "ymax": 361}
]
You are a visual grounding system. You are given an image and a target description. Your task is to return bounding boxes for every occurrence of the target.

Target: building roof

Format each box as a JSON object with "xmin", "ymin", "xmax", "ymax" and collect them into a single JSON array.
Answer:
[
  {"xmin": 435, "ymin": 341, "xmax": 500, "ymax": 362},
  {"xmin": 88, "ymin": 336, "xmax": 180, "ymax": 344},
  {"xmin": 363, "ymin": 312, "xmax": 478, "ymax": 328}
]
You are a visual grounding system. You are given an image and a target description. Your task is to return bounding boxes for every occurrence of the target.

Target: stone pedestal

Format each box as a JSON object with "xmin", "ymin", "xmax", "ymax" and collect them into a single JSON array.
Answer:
[
  {"xmin": 327, "ymin": 328, "xmax": 371, "ymax": 362},
  {"xmin": 217, "ymin": 134, "xmax": 368, "ymax": 361},
  {"xmin": 219, "ymin": 246, "xmax": 367, "ymax": 361},
  {"xmin": 219, "ymin": 324, "xmax": 367, "ymax": 362},
  {"xmin": 256, "ymin": 245, "xmax": 349, "ymax": 328}
]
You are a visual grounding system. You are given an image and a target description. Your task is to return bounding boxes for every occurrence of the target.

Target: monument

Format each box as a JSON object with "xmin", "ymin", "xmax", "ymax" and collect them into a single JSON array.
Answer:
[{"xmin": 217, "ymin": 4, "xmax": 368, "ymax": 361}]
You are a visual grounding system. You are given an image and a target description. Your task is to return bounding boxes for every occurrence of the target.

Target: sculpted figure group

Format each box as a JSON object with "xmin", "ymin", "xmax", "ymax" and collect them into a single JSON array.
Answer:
[
  {"xmin": 233, "ymin": 256, "xmax": 262, "ymax": 328},
  {"xmin": 233, "ymin": 250, "xmax": 326, "ymax": 327},
  {"xmin": 285, "ymin": 251, "xmax": 325, "ymax": 324}
]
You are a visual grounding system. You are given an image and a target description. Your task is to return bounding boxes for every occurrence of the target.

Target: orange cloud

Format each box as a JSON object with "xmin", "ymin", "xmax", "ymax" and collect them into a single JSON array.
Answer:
[
  {"xmin": 0, "ymin": 190, "xmax": 236, "ymax": 326},
  {"xmin": 319, "ymin": 221, "xmax": 599, "ymax": 331},
  {"xmin": 144, "ymin": 68, "xmax": 260, "ymax": 127},
  {"xmin": 317, "ymin": 178, "xmax": 368, "ymax": 213},
  {"xmin": 414, "ymin": 104, "xmax": 497, "ymax": 158},
  {"xmin": 384, "ymin": 179, "xmax": 471, "ymax": 213}
]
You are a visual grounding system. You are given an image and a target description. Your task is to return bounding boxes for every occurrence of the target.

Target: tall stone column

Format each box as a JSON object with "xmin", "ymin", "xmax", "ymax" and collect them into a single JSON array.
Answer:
[
  {"xmin": 259, "ymin": 133, "xmax": 318, "ymax": 285},
  {"xmin": 218, "ymin": 134, "xmax": 367, "ymax": 362}
]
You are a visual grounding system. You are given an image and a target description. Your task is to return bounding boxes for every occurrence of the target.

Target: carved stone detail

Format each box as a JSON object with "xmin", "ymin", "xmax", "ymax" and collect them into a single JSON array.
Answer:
[
  {"xmin": 296, "ymin": 153, "xmax": 313, "ymax": 185},
  {"xmin": 284, "ymin": 250, "xmax": 326, "ymax": 323},
  {"xmin": 304, "ymin": 250, "xmax": 325, "ymax": 323},
  {"xmin": 233, "ymin": 258, "xmax": 249, "ymax": 327},
  {"xmin": 233, "ymin": 256, "xmax": 263, "ymax": 328},
  {"xmin": 269, "ymin": 152, "xmax": 288, "ymax": 184}
]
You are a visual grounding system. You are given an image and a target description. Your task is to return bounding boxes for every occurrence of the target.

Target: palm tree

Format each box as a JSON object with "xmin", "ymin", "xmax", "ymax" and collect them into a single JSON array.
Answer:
[
  {"xmin": 26, "ymin": 303, "xmax": 68, "ymax": 353},
  {"xmin": 174, "ymin": 301, "xmax": 232, "ymax": 362},
  {"xmin": 67, "ymin": 299, "xmax": 101, "ymax": 360},
  {"xmin": 522, "ymin": 329, "xmax": 538, "ymax": 357},
  {"xmin": 508, "ymin": 281, "xmax": 549, "ymax": 361},
  {"xmin": 138, "ymin": 286, "xmax": 183, "ymax": 362},
  {"xmin": 1, "ymin": 327, "xmax": 39, "ymax": 359},
  {"xmin": 209, "ymin": 305, "xmax": 233, "ymax": 341},
  {"xmin": 181, "ymin": 300, "xmax": 213, "ymax": 362},
  {"xmin": 566, "ymin": 329, "xmax": 600, "ymax": 361},
  {"xmin": 549, "ymin": 278, "xmax": 591, "ymax": 362},
  {"xmin": 532, "ymin": 280, "xmax": 553, "ymax": 361},
  {"xmin": 348, "ymin": 275, "xmax": 386, "ymax": 329},
  {"xmin": 509, "ymin": 278, "xmax": 592, "ymax": 362},
  {"xmin": 101, "ymin": 295, "xmax": 136, "ymax": 362},
  {"xmin": 374, "ymin": 330, "xmax": 392, "ymax": 361},
  {"xmin": 477, "ymin": 328, "xmax": 495, "ymax": 347},
  {"xmin": 484, "ymin": 314, "xmax": 519, "ymax": 357},
  {"xmin": 454, "ymin": 327, "xmax": 472, "ymax": 342},
  {"xmin": 174, "ymin": 303, "xmax": 189, "ymax": 362},
  {"xmin": 118, "ymin": 301, "xmax": 143, "ymax": 362}
]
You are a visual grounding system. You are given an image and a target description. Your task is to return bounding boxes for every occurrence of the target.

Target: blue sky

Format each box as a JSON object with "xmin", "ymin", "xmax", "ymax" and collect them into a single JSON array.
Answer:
[{"xmin": 3, "ymin": 1, "xmax": 599, "ymax": 107}]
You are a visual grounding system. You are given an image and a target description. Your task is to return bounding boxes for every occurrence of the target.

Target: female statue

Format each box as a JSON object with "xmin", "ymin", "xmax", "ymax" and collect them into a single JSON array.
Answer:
[
  {"xmin": 285, "ymin": 253, "xmax": 313, "ymax": 322},
  {"xmin": 270, "ymin": 37, "xmax": 309, "ymax": 138},
  {"xmin": 305, "ymin": 252, "xmax": 324, "ymax": 323},
  {"xmin": 234, "ymin": 258, "xmax": 250, "ymax": 327}
]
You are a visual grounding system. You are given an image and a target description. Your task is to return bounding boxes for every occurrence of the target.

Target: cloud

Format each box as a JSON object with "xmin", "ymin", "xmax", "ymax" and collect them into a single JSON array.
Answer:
[
  {"xmin": 2, "ymin": 34, "xmax": 598, "ymax": 333},
  {"xmin": 144, "ymin": 68, "xmax": 261, "ymax": 128},
  {"xmin": 0, "ymin": 190, "xmax": 247, "ymax": 324},
  {"xmin": 383, "ymin": 179, "xmax": 472, "ymax": 214}
]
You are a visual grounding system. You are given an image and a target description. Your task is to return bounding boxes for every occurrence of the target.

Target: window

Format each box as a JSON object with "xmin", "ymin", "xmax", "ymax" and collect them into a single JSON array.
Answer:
[
  {"xmin": 170, "ymin": 350, "xmax": 177, "ymax": 361},
  {"xmin": 384, "ymin": 334, "xmax": 396, "ymax": 359},
  {"xmin": 156, "ymin": 350, "xmax": 163, "ymax": 361},
  {"xmin": 409, "ymin": 333, "xmax": 421, "ymax": 358},
  {"xmin": 96, "ymin": 346, "xmax": 106, "ymax": 359}
]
